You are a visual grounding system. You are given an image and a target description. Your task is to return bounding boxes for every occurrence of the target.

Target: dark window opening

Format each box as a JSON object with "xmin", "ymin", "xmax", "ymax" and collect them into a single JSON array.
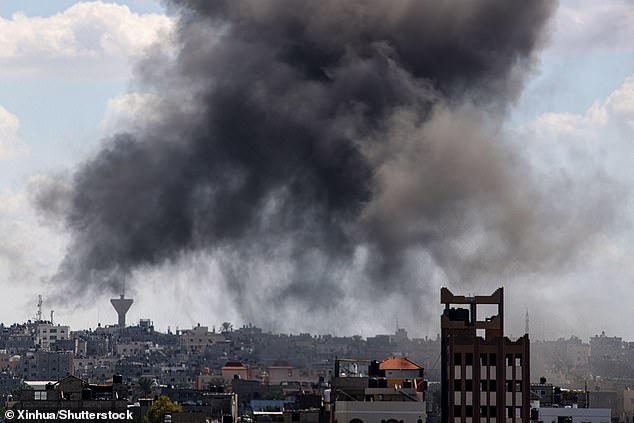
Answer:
[
  {"xmin": 454, "ymin": 406, "xmax": 462, "ymax": 417},
  {"xmin": 454, "ymin": 353, "xmax": 462, "ymax": 365},
  {"xmin": 465, "ymin": 406, "xmax": 473, "ymax": 418}
]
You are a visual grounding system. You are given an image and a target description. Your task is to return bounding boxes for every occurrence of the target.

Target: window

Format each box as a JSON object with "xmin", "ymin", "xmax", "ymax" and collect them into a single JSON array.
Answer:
[
  {"xmin": 480, "ymin": 406, "xmax": 487, "ymax": 417},
  {"xmin": 515, "ymin": 382, "xmax": 522, "ymax": 392},
  {"xmin": 34, "ymin": 391, "xmax": 47, "ymax": 400},
  {"xmin": 506, "ymin": 381, "xmax": 513, "ymax": 392},
  {"xmin": 505, "ymin": 354, "xmax": 513, "ymax": 366},
  {"xmin": 465, "ymin": 353, "xmax": 473, "ymax": 366},
  {"xmin": 454, "ymin": 379, "xmax": 462, "ymax": 391},
  {"xmin": 480, "ymin": 354, "xmax": 488, "ymax": 366},
  {"xmin": 454, "ymin": 406, "xmax": 462, "ymax": 417},
  {"xmin": 480, "ymin": 380, "xmax": 487, "ymax": 391},
  {"xmin": 454, "ymin": 353, "xmax": 462, "ymax": 365},
  {"xmin": 465, "ymin": 380, "xmax": 473, "ymax": 391},
  {"xmin": 506, "ymin": 407, "xmax": 513, "ymax": 418},
  {"xmin": 465, "ymin": 406, "xmax": 473, "ymax": 418},
  {"xmin": 489, "ymin": 380, "xmax": 497, "ymax": 391},
  {"xmin": 490, "ymin": 353, "xmax": 496, "ymax": 364},
  {"xmin": 489, "ymin": 406, "xmax": 497, "ymax": 417}
]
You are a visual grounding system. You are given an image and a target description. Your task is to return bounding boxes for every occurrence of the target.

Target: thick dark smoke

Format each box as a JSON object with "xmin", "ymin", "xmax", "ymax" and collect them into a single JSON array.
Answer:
[{"xmin": 36, "ymin": 0, "xmax": 607, "ymax": 330}]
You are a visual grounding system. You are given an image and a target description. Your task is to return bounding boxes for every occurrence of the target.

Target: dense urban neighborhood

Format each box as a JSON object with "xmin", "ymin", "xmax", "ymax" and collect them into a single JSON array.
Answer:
[{"xmin": 0, "ymin": 290, "xmax": 632, "ymax": 422}]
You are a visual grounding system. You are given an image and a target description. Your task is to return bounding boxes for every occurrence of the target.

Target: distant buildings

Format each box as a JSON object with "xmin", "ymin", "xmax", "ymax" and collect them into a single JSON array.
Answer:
[{"xmin": 5, "ymin": 293, "xmax": 634, "ymax": 422}]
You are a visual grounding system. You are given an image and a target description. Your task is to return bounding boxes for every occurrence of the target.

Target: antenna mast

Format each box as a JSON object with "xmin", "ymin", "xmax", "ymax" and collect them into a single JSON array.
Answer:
[{"xmin": 36, "ymin": 295, "xmax": 42, "ymax": 322}]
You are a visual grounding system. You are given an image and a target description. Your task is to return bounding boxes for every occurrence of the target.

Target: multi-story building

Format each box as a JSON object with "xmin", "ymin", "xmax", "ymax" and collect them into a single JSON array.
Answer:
[
  {"xmin": 331, "ymin": 358, "xmax": 426, "ymax": 423},
  {"xmin": 36, "ymin": 324, "xmax": 70, "ymax": 351},
  {"xmin": 180, "ymin": 324, "xmax": 226, "ymax": 354},
  {"xmin": 17, "ymin": 351, "xmax": 73, "ymax": 381},
  {"xmin": 440, "ymin": 287, "xmax": 529, "ymax": 423}
]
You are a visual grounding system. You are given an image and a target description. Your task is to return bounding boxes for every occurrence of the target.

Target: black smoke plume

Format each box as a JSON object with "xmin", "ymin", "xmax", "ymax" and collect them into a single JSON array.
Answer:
[{"xmin": 37, "ymin": 0, "xmax": 607, "ymax": 331}]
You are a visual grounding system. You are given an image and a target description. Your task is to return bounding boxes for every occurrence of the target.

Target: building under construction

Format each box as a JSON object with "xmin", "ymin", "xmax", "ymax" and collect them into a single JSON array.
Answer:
[{"xmin": 440, "ymin": 287, "xmax": 529, "ymax": 423}]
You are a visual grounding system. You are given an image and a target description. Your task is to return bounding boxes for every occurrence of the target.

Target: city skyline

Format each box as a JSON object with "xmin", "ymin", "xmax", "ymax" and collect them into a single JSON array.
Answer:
[{"xmin": 0, "ymin": 0, "xmax": 633, "ymax": 340}]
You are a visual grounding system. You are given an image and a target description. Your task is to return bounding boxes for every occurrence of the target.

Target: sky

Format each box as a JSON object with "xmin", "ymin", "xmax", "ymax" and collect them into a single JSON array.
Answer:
[{"xmin": 0, "ymin": 0, "xmax": 633, "ymax": 340}]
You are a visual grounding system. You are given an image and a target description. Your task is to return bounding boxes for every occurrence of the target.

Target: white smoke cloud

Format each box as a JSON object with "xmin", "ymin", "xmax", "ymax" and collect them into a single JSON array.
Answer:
[
  {"xmin": 0, "ymin": 181, "xmax": 68, "ymax": 323},
  {"xmin": 98, "ymin": 92, "xmax": 160, "ymax": 135}
]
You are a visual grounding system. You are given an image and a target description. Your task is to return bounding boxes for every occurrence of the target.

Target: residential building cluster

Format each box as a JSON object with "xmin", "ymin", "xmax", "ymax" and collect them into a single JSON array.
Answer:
[{"xmin": 0, "ymin": 290, "xmax": 631, "ymax": 422}]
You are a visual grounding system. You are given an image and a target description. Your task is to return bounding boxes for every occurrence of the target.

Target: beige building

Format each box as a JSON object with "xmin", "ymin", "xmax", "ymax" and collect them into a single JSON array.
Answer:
[
  {"xmin": 36, "ymin": 324, "xmax": 70, "ymax": 351},
  {"xmin": 179, "ymin": 324, "xmax": 226, "ymax": 354},
  {"xmin": 222, "ymin": 361, "xmax": 249, "ymax": 382},
  {"xmin": 116, "ymin": 341, "xmax": 152, "ymax": 356}
]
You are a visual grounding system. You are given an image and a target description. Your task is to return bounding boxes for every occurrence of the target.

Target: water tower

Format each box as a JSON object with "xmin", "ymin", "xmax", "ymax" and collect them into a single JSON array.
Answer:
[{"xmin": 110, "ymin": 279, "xmax": 133, "ymax": 327}]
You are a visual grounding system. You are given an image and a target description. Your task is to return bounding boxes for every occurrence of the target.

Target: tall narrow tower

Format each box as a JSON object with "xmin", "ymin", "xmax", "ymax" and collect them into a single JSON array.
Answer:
[
  {"xmin": 525, "ymin": 309, "xmax": 529, "ymax": 335},
  {"xmin": 110, "ymin": 279, "xmax": 133, "ymax": 328},
  {"xmin": 440, "ymin": 287, "xmax": 530, "ymax": 423}
]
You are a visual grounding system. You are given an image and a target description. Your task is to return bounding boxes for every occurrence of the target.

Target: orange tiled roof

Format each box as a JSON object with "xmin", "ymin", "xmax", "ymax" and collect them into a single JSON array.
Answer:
[{"xmin": 379, "ymin": 357, "xmax": 423, "ymax": 370}]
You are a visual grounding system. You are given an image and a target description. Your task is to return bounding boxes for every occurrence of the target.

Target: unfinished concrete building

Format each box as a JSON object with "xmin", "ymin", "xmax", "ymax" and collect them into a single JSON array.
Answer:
[{"xmin": 440, "ymin": 287, "xmax": 529, "ymax": 423}]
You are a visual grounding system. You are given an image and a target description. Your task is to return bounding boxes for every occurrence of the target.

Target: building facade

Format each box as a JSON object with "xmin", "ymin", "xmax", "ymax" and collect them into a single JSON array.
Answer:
[{"xmin": 440, "ymin": 287, "xmax": 530, "ymax": 423}]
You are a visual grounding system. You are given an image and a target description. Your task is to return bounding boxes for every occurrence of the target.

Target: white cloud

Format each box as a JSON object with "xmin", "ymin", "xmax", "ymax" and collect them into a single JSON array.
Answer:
[
  {"xmin": 0, "ymin": 1, "xmax": 174, "ymax": 79},
  {"xmin": 604, "ymin": 75, "xmax": 634, "ymax": 132},
  {"xmin": 553, "ymin": 0, "xmax": 634, "ymax": 54},
  {"xmin": 0, "ymin": 105, "xmax": 28, "ymax": 160},
  {"xmin": 523, "ymin": 75, "xmax": 634, "ymax": 141}
]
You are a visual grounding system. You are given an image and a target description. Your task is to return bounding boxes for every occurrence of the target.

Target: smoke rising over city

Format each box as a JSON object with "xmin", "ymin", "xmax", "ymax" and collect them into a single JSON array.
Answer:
[{"xmin": 33, "ymin": 0, "xmax": 617, "ymax": 332}]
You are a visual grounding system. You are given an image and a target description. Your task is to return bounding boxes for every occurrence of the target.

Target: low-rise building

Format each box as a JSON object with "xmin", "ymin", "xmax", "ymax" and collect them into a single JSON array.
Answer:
[
  {"xmin": 536, "ymin": 407, "xmax": 610, "ymax": 423},
  {"xmin": 222, "ymin": 361, "xmax": 249, "ymax": 382},
  {"xmin": 332, "ymin": 358, "xmax": 426, "ymax": 423},
  {"xmin": 8, "ymin": 374, "xmax": 129, "ymax": 419}
]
